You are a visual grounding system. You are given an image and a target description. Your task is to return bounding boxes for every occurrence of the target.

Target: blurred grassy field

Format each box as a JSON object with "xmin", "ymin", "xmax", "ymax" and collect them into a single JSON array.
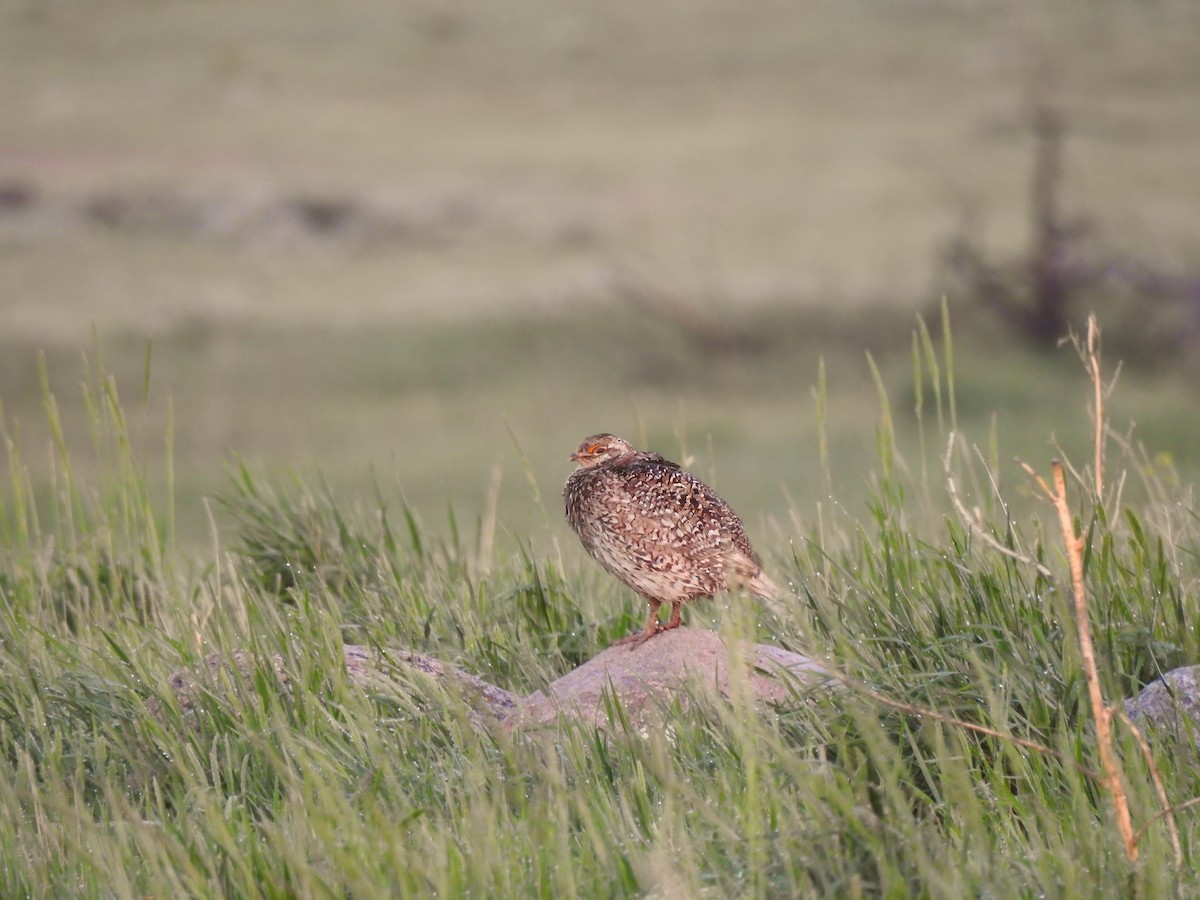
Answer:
[{"xmin": 1, "ymin": 0, "xmax": 1198, "ymax": 547}]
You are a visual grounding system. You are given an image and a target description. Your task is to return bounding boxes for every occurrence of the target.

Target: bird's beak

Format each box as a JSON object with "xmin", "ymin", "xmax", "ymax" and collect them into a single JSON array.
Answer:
[{"xmin": 568, "ymin": 451, "xmax": 580, "ymax": 462}]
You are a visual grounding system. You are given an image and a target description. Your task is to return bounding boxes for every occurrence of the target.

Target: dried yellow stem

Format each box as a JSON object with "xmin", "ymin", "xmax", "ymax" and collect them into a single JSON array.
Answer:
[
  {"xmin": 1118, "ymin": 710, "xmax": 1181, "ymax": 865},
  {"xmin": 1045, "ymin": 460, "xmax": 1138, "ymax": 862},
  {"xmin": 1087, "ymin": 317, "xmax": 1104, "ymax": 501}
]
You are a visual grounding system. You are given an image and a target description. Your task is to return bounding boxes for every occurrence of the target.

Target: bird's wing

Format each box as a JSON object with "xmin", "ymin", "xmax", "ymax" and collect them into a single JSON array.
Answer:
[{"xmin": 612, "ymin": 463, "xmax": 751, "ymax": 561}]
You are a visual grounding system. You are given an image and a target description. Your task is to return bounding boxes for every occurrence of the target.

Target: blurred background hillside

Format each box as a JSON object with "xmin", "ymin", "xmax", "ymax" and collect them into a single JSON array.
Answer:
[{"xmin": 1, "ymin": 0, "xmax": 1198, "ymax": 550}]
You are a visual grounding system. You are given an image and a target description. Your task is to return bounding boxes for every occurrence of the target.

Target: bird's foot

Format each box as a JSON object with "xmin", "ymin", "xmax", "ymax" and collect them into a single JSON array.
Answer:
[
  {"xmin": 612, "ymin": 621, "xmax": 678, "ymax": 651},
  {"xmin": 612, "ymin": 628, "xmax": 657, "ymax": 650}
]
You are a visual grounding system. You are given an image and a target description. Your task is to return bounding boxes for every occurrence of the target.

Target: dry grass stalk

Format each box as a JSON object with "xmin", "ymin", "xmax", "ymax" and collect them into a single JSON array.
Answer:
[
  {"xmin": 836, "ymin": 673, "xmax": 1101, "ymax": 781},
  {"xmin": 1023, "ymin": 321, "xmax": 1195, "ymax": 864},
  {"xmin": 1133, "ymin": 794, "xmax": 1200, "ymax": 854},
  {"xmin": 1021, "ymin": 324, "xmax": 1145, "ymax": 860},
  {"xmin": 1020, "ymin": 458, "xmax": 1137, "ymax": 861},
  {"xmin": 1067, "ymin": 314, "xmax": 1119, "ymax": 501},
  {"xmin": 1117, "ymin": 710, "xmax": 1182, "ymax": 865},
  {"xmin": 943, "ymin": 432, "xmax": 1052, "ymax": 579},
  {"xmin": 1087, "ymin": 318, "xmax": 1104, "ymax": 500}
]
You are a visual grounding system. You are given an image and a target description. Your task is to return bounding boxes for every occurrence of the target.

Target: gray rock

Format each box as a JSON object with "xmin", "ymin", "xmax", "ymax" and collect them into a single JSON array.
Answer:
[
  {"xmin": 1125, "ymin": 665, "xmax": 1200, "ymax": 748},
  {"xmin": 515, "ymin": 627, "xmax": 826, "ymax": 730},
  {"xmin": 152, "ymin": 645, "xmax": 518, "ymax": 729},
  {"xmin": 343, "ymin": 644, "xmax": 520, "ymax": 728},
  {"xmin": 150, "ymin": 648, "xmax": 292, "ymax": 721},
  {"xmin": 155, "ymin": 629, "xmax": 825, "ymax": 732}
]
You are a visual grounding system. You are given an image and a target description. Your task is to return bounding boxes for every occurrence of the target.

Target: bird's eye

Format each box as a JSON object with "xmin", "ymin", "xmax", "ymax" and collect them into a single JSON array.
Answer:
[{"xmin": 587, "ymin": 444, "xmax": 602, "ymax": 454}]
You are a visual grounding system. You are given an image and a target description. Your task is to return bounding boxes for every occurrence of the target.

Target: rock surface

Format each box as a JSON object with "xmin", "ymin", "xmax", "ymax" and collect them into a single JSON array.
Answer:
[
  {"xmin": 1125, "ymin": 664, "xmax": 1200, "ymax": 748},
  {"xmin": 153, "ymin": 645, "xmax": 519, "ymax": 728},
  {"xmin": 515, "ymin": 627, "xmax": 827, "ymax": 729},
  {"xmin": 156, "ymin": 634, "xmax": 1200, "ymax": 746},
  {"xmin": 343, "ymin": 645, "xmax": 520, "ymax": 728},
  {"xmin": 158, "ymin": 628, "xmax": 825, "ymax": 730}
]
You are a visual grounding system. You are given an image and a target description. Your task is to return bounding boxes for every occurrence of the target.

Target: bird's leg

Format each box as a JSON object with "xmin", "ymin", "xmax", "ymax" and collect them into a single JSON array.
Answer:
[
  {"xmin": 663, "ymin": 601, "xmax": 683, "ymax": 631},
  {"xmin": 612, "ymin": 599, "xmax": 663, "ymax": 649}
]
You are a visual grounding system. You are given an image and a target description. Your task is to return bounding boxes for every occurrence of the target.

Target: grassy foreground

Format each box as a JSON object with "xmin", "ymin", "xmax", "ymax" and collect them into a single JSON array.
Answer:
[{"xmin": 1, "ymin": 329, "xmax": 1198, "ymax": 897}]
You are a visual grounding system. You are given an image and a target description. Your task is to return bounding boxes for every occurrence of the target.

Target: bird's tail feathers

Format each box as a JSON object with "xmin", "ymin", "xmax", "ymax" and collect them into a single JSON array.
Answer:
[
  {"xmin": 723, "ymin": 549, "xmax": 782, "ymax": 602},
  {"xmin": 748, "ymin": 570, "xmax": 780, "ymax": 602}
]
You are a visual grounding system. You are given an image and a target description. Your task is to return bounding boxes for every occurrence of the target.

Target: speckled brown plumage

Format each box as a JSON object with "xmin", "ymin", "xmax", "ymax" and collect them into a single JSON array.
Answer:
[{"xmin": 563, "ymin": 434, "xmax": 778, "ymax": 648}]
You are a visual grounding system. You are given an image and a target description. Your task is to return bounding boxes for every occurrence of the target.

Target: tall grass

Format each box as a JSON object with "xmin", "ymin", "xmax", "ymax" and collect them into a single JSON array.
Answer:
[{"xmin": 0, "ymin": 322, "xmax": 1197, "ymax": 897}]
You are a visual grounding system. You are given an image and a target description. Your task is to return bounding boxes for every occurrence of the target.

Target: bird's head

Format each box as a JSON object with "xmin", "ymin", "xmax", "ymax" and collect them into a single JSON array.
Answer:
[{"xmin": 569, "ymin": 434, "xmax": 637, "ymax": 468}]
